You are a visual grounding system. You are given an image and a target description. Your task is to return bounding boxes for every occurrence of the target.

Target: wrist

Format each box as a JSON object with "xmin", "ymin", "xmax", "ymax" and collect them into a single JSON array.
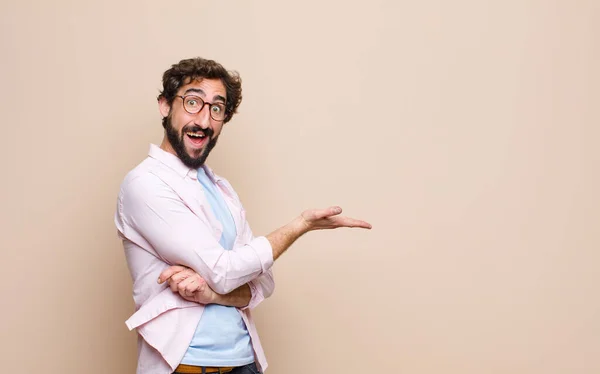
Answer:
[
  {"xmin": 268, "ymin": 215, "xmax": 311, "ymax": 261},
  {"xmin": 291, "ymin": 215, "xmax": 311, "ymax": 235},
  {"xmin": 193, "ymin": 284, "xmax": 218, "ymax": 305},
  {"xmin": 207, "ymin": 288, "xmax": 219, "ymax": 305}
]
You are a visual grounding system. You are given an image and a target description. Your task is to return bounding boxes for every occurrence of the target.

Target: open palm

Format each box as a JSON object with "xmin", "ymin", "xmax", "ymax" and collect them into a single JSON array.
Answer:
[{"xmin": 300, "ymin": 206, "xmax": 372, "ymax": 231}]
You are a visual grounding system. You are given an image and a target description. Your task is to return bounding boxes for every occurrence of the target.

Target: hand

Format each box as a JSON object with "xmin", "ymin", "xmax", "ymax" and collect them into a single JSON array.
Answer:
[
  {"xmin": 299, "ymin": 206, "xmax": 372, "ymax": 231},
  {"xmin": 158, "ymin": 265, "xmax": 216, "ymax": 304}
]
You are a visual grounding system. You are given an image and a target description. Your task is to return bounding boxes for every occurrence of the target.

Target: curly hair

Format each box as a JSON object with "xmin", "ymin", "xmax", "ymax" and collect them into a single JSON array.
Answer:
[{"xmin": 157, "ymin": 57, "xmax": 242, "ymax": 124}]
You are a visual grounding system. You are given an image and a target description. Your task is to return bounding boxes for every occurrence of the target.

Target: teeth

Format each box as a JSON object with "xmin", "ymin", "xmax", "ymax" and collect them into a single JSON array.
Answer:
[{"xmin": 186, "ymin": 132, "xmax": 205, "ymax": 138}]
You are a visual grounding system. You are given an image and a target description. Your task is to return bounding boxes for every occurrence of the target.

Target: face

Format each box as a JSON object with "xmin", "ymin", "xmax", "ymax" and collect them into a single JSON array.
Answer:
[{"xmin": 159, "ymin": 78, "xmax": 227, "ymax": 169}]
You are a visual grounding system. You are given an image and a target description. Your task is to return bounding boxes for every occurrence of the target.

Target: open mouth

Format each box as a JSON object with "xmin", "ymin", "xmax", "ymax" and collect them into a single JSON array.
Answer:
[{"xmin": 186, "ymin": 131, "xmax": 207, "ymax": 147}]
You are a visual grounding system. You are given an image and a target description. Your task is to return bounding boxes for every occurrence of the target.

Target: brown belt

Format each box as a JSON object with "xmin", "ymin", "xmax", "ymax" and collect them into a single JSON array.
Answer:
[{"xmin": 174, "ymin": 364, "xmax": 235, "ymax": 374}]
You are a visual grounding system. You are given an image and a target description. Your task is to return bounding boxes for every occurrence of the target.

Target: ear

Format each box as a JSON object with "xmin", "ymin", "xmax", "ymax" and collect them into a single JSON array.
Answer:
[{"xmin": 158, "ymin": 96, "xmax": 171, "ymax": 118}]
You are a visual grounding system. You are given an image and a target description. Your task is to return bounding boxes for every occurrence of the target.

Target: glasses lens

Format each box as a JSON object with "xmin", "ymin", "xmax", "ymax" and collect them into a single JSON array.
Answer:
[
  {"xmin": 183, "ymin": 96, "xmax": 204, "ymax": 113},
  {"xmin": 210, "ymin": 104, "xmax": 226, "ymax": 121}
]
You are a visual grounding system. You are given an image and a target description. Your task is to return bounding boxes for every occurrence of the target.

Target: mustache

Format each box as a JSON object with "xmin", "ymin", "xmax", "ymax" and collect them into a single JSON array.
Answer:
[{"xmin": 182, "ymin": 125, "xmax": 214, "ymax": 138}]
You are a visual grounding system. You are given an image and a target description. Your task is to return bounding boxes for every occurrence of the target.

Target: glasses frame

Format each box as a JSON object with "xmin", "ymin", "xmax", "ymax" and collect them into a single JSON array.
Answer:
[{"xmin": 176, "ymin": 95, "xmax": 226, "ymax": 122}]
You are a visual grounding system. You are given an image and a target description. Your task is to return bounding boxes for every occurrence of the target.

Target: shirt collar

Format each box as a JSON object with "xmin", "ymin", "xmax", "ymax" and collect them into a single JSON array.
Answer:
[
  {"xmin": 200, "ymin": 163, "xmax": 223, "ymax": 183},
  {"xmin": 148, "ymin": 144, "xmax": 223, "ymax": 182}
]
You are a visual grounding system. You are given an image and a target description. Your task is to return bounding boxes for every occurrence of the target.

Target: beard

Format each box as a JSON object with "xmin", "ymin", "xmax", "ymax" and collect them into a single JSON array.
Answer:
[{"xmin": 164, "ymin": 115, "xmax": 218, "ymax": 169}]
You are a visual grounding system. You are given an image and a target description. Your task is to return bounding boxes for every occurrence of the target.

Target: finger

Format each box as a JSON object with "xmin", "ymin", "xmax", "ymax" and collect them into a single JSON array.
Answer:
[
  {"xmin": 178, "ymin": 277, "xmax": 200, "ymax": 296},
  {"xmin": 170, "ymin": 269, "xmax": 193, "ymax": 284},
  {"xmin": 184, "ymin": 282, "xmax": 207, "ymax": 298},
  {"xmin": 304, "ymin": 206, "xmax": 342, "ymax": 221},
  {"xmin": 168, "ymin": 278, "xmax": 179, "ymax": 292},
  {"xmin": 187, "ymin": 279, "xmax": 207, "ymax": 298},
  {"xmin": 166, "ymin": 270, "xmax": 189, "ymax": 290},
  {"xmin": 158, "ymin": 265, "xmax": 187, "ymax": 284},
  {"xmin": 330, "ymin": 216, "xmax": 372, "ymax": 229}
]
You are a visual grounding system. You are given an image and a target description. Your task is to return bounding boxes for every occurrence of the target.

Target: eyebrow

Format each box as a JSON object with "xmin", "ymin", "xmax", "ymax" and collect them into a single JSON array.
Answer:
[
  {"xmin": 183, "ymin": 88, "xmax": 227, "ymax": 103},
  {"xmin": 183, "ymin": 88, "xmax": 205, "ymax": 96},
  {"xmin": 213, "ymin": 95, "xmax": 226, "ymax": 104}
]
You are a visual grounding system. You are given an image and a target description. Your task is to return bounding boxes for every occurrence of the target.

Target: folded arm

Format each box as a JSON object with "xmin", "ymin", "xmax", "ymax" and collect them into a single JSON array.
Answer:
[
  {"xmin": 159, "ymin": 265, "xmax": 252, "ymax": 307},
  {"xmin": 160, "ymin": 264, "xmax": 274, "ymax": 309},
  {"xmin": 118, "ymin": 176, "xmax": 272, "ymax": 294}
]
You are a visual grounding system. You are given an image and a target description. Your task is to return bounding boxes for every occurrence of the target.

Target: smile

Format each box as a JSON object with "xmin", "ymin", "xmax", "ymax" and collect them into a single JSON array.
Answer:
[
  {"xmin": 186, "ymin": 131, "xmax": 206, "ymax": 139},
  {"xmin": 185, "ymin": 131, "xmax": 208, "ymax": 148}
]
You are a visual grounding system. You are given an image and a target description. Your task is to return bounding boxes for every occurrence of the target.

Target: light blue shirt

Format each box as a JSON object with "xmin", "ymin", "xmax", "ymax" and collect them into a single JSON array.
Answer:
[{"xmin": 180, "ymin": 167, "xmax": 254, "ymax": 367}]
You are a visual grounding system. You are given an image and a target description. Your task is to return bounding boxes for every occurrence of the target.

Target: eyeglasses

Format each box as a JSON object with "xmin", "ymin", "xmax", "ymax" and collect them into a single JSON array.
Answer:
[{"xmin": 176, "ymin": 95, "xmax": 226, "ymax": 121}]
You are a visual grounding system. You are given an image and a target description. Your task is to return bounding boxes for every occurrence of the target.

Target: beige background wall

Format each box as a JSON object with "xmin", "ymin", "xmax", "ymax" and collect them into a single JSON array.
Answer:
[{"xmin": 1, "ymin": 1, "xmax": 598, "ymax": 373}]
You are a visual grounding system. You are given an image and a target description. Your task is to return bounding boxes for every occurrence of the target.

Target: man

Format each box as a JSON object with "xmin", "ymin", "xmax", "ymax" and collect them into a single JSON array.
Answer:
[{"xmin": 115, "ymin": 57, "xmax": 371, "ymax": 374}]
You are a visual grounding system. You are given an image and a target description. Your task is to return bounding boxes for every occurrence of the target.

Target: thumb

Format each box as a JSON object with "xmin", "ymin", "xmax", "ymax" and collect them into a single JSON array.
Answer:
[{"xmin": 305, "ymin": 206, "xmax": 342, "ymax": 221}]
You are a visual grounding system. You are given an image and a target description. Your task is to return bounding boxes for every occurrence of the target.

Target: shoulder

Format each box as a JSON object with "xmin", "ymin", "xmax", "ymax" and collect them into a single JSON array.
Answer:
[
  {"xmin": 120, "ymin": 158, "xmax": 160, "ymax": 188},
  {"xmin": 118, "ymin": 158, "xmax": 179, "ymax": 202}
]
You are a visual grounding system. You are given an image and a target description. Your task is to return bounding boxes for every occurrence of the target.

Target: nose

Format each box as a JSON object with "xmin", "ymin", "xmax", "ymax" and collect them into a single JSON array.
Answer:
[{"xmin": 195, "ymin": 103, "xmax": 212, "ymax": 129}]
